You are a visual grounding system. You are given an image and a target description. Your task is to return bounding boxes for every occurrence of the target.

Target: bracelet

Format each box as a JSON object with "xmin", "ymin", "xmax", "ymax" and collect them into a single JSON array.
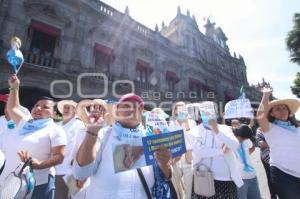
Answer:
[
  {"xmin": 86, "ymin": 131, "xmax": 98, "ymax": 138},
  {"xmin": 9, "ymin": 87, "xmax": 19, "ymax": 91}
]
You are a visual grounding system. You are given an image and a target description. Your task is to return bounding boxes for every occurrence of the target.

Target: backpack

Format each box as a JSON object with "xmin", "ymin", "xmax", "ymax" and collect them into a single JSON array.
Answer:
[{"xmin": 0, "ymin": 157, "xmax": 36, "ymax": 199}]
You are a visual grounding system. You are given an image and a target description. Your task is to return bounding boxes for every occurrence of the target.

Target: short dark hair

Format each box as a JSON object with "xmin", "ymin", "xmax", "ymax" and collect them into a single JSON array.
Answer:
[
  {"xmin": 233, "ymin": 124, "xmax": 253, "ymax": 139},
  {"xmin": 35, "ymin": 96, "xmax": 56, "ymax": 106}
]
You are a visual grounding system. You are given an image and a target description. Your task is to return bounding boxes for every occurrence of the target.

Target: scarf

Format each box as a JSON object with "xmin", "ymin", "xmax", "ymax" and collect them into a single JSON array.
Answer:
[
  {"xmin": 274, "ymin": 120, "xmax": 297, "ymax": 133},
  {"xmin": 113, "ymin": 122, "xmax": 145, "ymax": 140},
  {"xmin": 19, "ymin": 118, "xmax": 53, "ymax": 136},
  {"xmin": 237, "ymin": 142, "xmax": 255, "ymax": 173},
  {"xmin": 152, "ymin": 162, "xmax": 175, "ymax": 199}
]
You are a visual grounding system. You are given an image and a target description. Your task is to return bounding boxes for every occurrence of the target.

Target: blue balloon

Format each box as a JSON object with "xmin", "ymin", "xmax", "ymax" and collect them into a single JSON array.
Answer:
[
  {"xmin": 7, "ymin": 120, "xmax": 15, "ymax": 129},
  {"xmin": 6, "ymin": 49, "xmax": 24, "ymax": 74}
]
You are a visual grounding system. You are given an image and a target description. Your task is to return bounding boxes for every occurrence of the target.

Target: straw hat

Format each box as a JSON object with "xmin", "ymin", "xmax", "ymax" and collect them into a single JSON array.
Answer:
[
  {"xmin": 57, "ymin": 100, "xmax": 77, "ymax": 114},
  {"xmin": 76, "ymin": 99, "xmax": 107, "ymax": 124},
  {"xmin": 268, "ymin": 99, "xmax": 300, "ymax": 116}
]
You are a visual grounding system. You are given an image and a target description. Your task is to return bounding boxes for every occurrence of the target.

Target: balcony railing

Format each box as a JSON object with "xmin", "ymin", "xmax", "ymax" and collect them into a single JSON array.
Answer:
[
  {"xmin": 24, "ymin": 50, "xmax": 57, "ymax": 68},
  {"xmin": 134, "ymin": 80, "xmax": 157, "ymax": 91}
]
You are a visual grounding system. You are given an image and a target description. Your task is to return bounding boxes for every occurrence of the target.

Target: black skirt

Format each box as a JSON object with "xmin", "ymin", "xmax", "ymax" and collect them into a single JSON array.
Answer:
[{"xmin": 191, "ymin": 180, "xmax": 238, "ymax": 199}]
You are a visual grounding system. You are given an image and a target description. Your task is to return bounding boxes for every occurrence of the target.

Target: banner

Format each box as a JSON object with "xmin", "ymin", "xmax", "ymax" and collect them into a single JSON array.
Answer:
[{"xmin": 224, "ymin": 98, "xmax": 253, "ymax": 119}]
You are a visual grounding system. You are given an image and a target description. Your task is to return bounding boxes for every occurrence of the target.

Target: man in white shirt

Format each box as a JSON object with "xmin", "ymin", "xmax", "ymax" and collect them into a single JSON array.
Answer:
[
  {"xmin": 55, "ymin": 100, "xmax": 85, "ymax": 199},
  {"xmin": 73, "ymin": 93, "xmax": 172, "ymax": 199}
]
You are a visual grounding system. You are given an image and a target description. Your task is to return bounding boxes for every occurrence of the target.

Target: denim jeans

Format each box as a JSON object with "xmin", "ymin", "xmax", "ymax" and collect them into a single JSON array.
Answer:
[
  {"xmin": 238, "ymin": 177, "xmax": 261, "ymax": 199},
  {"xmin": 270, "ymin": 166, "xmax": 300, "ymax": 199},
  {"xmin": 32, "ymin": 174, "xmax": 55, "ymax": 199}
]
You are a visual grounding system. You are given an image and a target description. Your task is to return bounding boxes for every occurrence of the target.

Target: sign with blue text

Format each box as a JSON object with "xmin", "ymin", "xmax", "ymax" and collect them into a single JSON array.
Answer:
[{"xmin": 142, "ymin": 130, "xmax": 186, "ymax": 165}]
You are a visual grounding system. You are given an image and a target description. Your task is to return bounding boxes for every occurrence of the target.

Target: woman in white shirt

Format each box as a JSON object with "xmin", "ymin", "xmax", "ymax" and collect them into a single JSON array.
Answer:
[
  {"xmin": 257, "ymin": 87, "xmax": 300, "ymax": 199},
  {"xmin": 55, "ymin": 100, "xmax": 85, "ymax": 199},
  {"xmin": 190, "ymin": 119, "xmax": 243, "ymax": 199},
  {"xmin": 168, "ymin": 101, "xmax": 197, "ymax": 199},
  {"xmin": 3, "ymin": 75, "xmax": 66, "ymax": 199},
  {"xmin": 169, "ymin": 101, "xmax": 196, "ymax": 132}
]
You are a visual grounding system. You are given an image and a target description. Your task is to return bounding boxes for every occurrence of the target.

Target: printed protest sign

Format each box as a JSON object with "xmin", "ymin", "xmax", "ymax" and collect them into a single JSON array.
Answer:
[
  {"xmin": 142, "ymin": 130, "xmax": 186, "ymax": 165},
  {"xmin": 113, "ymin": 130, "xmax": 186, "ymax": 173},
  {"xmin": 145, "ymin": 112, "xmax": 169, "ymax": 135},
  {"xmin": 186, "ymin": 103, "xmax": 200, "ymax": 121},
  {"xmin": 224, "ymin": 98, "xmax": 253, "ymax": 119},
  {"xmin": 198, "ymin": 101, "xmax": 218, "ymax": 121},
  {"xmin": 113, "ymin": 142, "xmax": 146, "ymax": 173}
]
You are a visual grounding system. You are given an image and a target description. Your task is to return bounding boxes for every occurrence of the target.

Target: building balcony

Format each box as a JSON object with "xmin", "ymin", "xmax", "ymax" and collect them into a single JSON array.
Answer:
[
  {"xmin": 24, "ymin": 50, "xmax": 58, "ymax": 68},
  {"xmin": 134, "ymin": 80, "xmax": 157, "ymax": 91}
]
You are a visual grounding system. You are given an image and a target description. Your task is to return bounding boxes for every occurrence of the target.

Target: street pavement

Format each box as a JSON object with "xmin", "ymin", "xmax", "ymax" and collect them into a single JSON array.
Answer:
[{"xmin": 252, "ymin": 147, "xmax": 269, "ymax": 199}]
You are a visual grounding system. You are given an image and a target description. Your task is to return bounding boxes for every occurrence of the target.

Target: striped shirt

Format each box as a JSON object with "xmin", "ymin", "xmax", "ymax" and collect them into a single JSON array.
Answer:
[{"xmin": 256, "ymin": 129, "xmax": 270, "ymax": 163}]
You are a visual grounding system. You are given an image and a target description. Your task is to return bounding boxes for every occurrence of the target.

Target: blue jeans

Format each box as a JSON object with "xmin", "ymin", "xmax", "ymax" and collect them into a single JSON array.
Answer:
[
  {"xmin": 271, "ymin": 166, "xmax": 300, "ymax": 199},
  {"xmin": 238, "ymin": 177, "xmax": 261, "ymax": 199},
  {"xmin": 32, "ymin": 174, "xmax": 55, "ymax": 199}
]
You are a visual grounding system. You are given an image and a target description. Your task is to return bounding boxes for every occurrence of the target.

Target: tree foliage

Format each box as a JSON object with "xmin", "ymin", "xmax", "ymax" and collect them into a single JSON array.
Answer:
[
  {"xmin": 286, "ymin": 13, "xmax": 300, "ymax": 98},
  {"xmin": 286, "ymin": 13, "xmax": 300, "ymax": 65},
  {"xmin": 291, "ymin": 72, "xmax": 300, "ymax": 98}
]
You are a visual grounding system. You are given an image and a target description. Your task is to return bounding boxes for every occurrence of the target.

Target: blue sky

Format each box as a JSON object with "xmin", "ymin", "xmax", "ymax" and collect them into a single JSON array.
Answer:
[{"xmin": 102, "ymin": 0, "xmax": 300, "ymax": 117}]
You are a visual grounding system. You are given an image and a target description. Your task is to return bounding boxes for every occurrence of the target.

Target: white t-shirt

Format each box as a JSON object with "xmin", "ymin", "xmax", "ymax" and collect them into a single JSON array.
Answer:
[
  {"xmin": 264, "ymin": 123, "xmax": 300, "ymax": 178},
  {"xmin": 0, "ymin": 118, "xmax": 67, "ymax": 185},
  {"xmin": 0, "ymin": 150, "xmax": 4, "ymax": 173},
  {"xmin": 55, "ymin": 118, "xmax": 85, "ymax": 175},
  {"xmin": 169, "ymin": 119, "xmax": 197, "ymax": 150},
  {"xmin": 236, "ymin": 139, "xmax": 256, "ymax": 179},
  {"xmin": 74, "ymin": 127, "xmax": 155, "ymax": 199},
  {"xmin": 190, "ymin": 124, "xmax": 239, "ymax": 181},
  {"xmin": 0, "ymin": 116, "xmax": 8, "ymax": 136}
]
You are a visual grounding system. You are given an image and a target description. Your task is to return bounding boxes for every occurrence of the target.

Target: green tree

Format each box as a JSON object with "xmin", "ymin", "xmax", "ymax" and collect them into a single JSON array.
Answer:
[
  {"xmin": 291, "ymin": 72, "xmax": 300, "ymax": 98},
  {"xmin": 286, "ymin": 13, "xmax": 300, "ymax": 64},
  {"xmin": 286, "ymin": 13, "xmax": 300, "ymax": 98}
]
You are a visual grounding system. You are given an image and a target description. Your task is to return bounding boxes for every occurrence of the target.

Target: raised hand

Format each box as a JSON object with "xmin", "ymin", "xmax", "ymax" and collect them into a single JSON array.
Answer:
[
  {"xmin": 86, "ymin": 104, "xmax": 107, "ymax": 136},
  {"xmin": 154, "ymin": 146, "xmax": 171, "ymax": 168},
  {"xmin": 261, "ymin": 87, "xmax": 273, "ymax": 96},
  {"xmin": 209, "ymin": 119, "xmax": 219, "ymax": 134},
  {"xmin": 154, "ymin": 145, "xmax": 172, "ymax": 179},
  {"xmin": 8, "ymin": 74, "xmax": 20, "ymax": 88}
]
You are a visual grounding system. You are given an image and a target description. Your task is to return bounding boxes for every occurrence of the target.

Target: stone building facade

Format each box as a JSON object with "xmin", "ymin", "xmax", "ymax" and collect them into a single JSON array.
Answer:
[{"xmin": 0, "ymin": 0, "xmax": 263, "ymax": 110}]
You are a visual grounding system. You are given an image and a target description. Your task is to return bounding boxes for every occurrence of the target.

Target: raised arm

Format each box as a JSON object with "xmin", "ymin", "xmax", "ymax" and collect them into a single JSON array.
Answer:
[
  {"xmin": 7, "ymin": 75, "xmax": 26, "ymax": 125},
  {"xmin": 210, "ymin": 120, "xmax": 239, "ymax": 150},
  {"xmin": 257, "ymin": 87, "xmax": 272, "ymax": 132},
  {"xmin": 76, "ymin": 104, "xmax": 106, "ymax": 166}
]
